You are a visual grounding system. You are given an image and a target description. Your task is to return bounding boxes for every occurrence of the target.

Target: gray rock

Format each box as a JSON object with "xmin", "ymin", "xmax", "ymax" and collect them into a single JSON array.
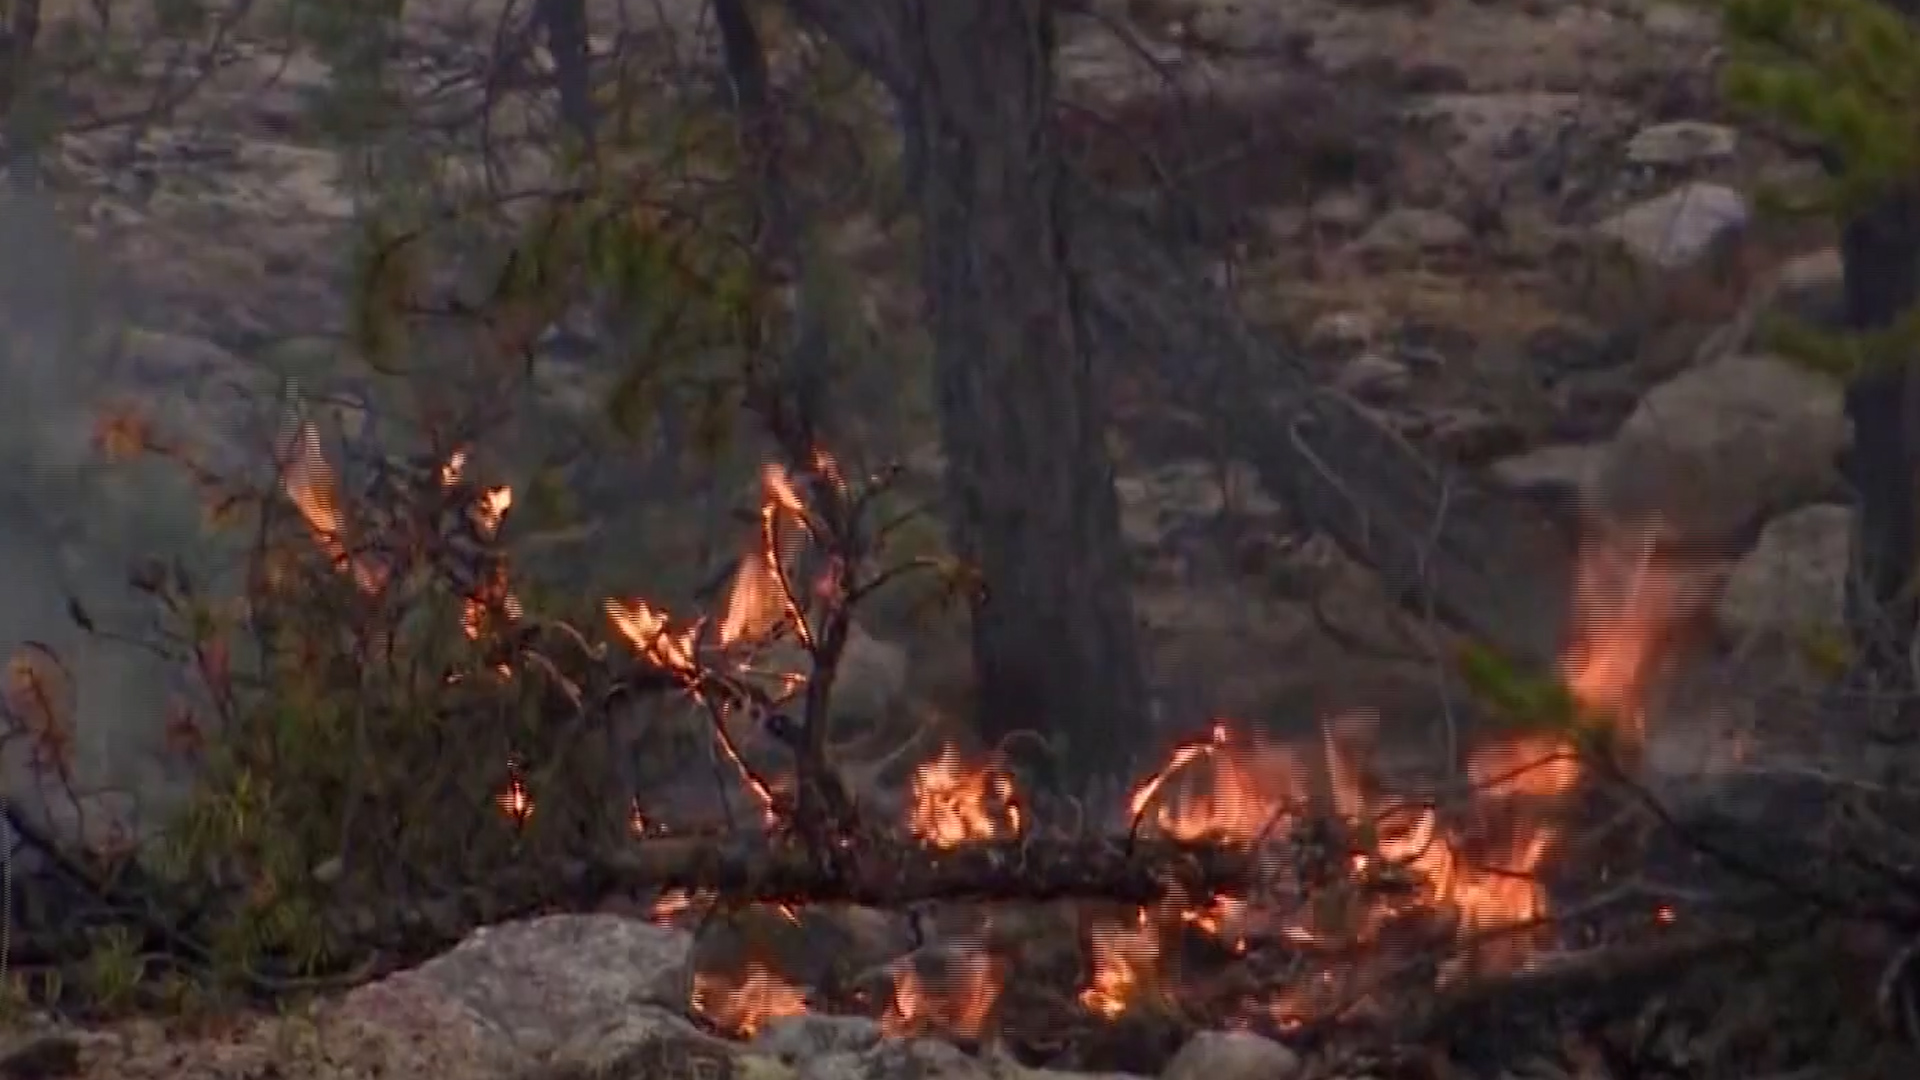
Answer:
[
  {"xmin": 1489, "ymin": 442, "xmax": 1605, "ymax": 503},
  {"xmin": 1698, "ymin": 245, "xmax": 1847, "ymax": 363},
  {"xmin": 1308, "ymin": 191, "xmax": 1371, "ymax": 231},
  {"xmin": 1350, "ymin": 207, "xmax": 1471, "ymax": 257},
  {"xmin": 1717, "ymin": 504, "xmax": 1853, "ymax": 647},
  {"xmin": 1160, "ymin": 1030, "xmax": 1302, "ymax": 1080},
  {"xmin": 1641, "ymin": 2, "xmax": 1719, "ymax": 40},
  {"xmin": 1597, "ymin": 354, "xmax": 1847, "ymax": 545},
  {"xmin": 799, "ymin": 1038, "xmax": 991, "ymax": 1080},
  {"xmin": 1624, "ymin": 121, "xmax": 1737, "ymax": 167},
  {"xmin": 774, "ymin": 1026, "xmax": 1147, "ymax": 1080},
  {"xmin": 116, "ymin": 326, "xmax": 243, "ymax": 384},
  {"xmin": 1769, "ymin": 246, "xmax": 1846, "ymax": 328},
  {"xmin": 545, "ymin": 1005, "xmax": 783, "ymax": 1080},
  {"xmin": 1595, "ymin": 183, "xmax": 1749, "ymax": 271},
  {"xmin": 752, "ymin": 1015, "xmax": 884, "ymax": 1062},
  {"xmin": 1307, "ymin": 309, "xmax": 1381, "ymax": 350},
  {"xmin": 341, "ymin": 916, "xmax": 695, "ymax": 1063},
  {"xmin": 1335, "ymin": 352, "xmax": 1412, "ymax": 400},
  {"xmin": 1115, "ymin": 460, "xmax": 1283, "ymax": 549}
]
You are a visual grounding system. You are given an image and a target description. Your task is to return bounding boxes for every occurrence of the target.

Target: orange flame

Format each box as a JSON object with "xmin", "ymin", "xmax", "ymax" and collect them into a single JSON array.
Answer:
[
  {"xmin": 692, "ymin": 961, "xmax": 809, "ymax": 1037},
  {"xmin": 277, "ymin": 421, "xmax": 385, "ymax": 593},
  {"xmin": 1080, "ymin": 907, "xmax": 1164, "ymax": 1019},
  {"xmin": 907, "ymin": 745, "xmax": 1024, "ymax": 848},
  {"xmin": 884, "ymin": 948, "xmax": 1005, "ymax": 1039},
  {"xmin": 261, "ymin": 428, "xmax": 1690, "ymax": 1034},
  {"xmin": 495, "ymin": 764, "xmax": 534, "ymax": 826},
  {"xmin": 1079, "ymin": 528, "xmax": 1687, "ymax": 1017}
]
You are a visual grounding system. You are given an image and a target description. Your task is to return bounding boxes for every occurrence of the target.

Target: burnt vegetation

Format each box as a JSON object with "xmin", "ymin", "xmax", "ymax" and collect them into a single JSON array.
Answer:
[{"xmin": 1, "ymin": 0, "xmax": 1919, "ymax": 1077}]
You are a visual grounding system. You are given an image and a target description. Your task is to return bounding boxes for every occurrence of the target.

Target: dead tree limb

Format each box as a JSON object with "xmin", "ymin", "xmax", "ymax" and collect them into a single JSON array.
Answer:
[
  {"xmin": 331, "ymin": 835, "xmax": 1278, "ymax": 960},
  {"xmin": 1069, "ymin": 194, "xmax": 1574, "ymax": 670},
  {"xmin": 599, "ymin": 834, "xmax": 1264, "ymax": 904}
]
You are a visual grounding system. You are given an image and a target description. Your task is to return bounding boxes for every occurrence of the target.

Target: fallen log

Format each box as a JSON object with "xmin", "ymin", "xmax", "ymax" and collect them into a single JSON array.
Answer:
[
  {"xmin": 1072, "ymin": 193, "xmax": 1574, "ymax": 671},
  {"xmin": 333, "ymin": 834, "xmax": 1279, "ymax": 957}
]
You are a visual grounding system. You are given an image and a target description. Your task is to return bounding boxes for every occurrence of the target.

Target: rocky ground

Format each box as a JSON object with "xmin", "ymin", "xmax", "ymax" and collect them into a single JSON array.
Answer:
[
  {"xmin": 1065, "ymin": 0, "xmax": 1853, "ymax": 768},
  {"xmin": 25, "ymin": 0, "xmax": 1856, "ymax": 728},
  {"xmin": 0, "ymin": 0, "xmax": 1887, "ymax": 1073},
  {"xmin": 0, "ymin": 915, "xmax": 1308, "ymax": 1080}
]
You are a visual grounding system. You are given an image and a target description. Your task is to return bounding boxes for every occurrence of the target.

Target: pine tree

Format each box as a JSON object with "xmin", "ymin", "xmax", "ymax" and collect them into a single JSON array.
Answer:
[{"xmin": 1720, "ymin": 0, "xmax": 1920, "ymax": 717}]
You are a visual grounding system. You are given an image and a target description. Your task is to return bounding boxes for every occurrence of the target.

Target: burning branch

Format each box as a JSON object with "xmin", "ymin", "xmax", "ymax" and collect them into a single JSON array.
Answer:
[
  {"xmin": 79, "ymin": 380, "xmax": 1901, "ymax": 1061},
  {"xmin": 599, "ymin": 834, "xmax": 1272, "ymax": 908}
]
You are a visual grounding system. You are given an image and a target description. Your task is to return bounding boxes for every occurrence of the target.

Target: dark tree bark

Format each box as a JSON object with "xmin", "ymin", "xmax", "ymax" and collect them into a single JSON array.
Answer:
[
  {"xmin": 712, "ymin": 0, "xmax": 834, "ymax": 447},
  {"xmin": 904, "ymin": 2, "xmax": 1148, "ymax": 787},
  {"xmin": 1837, "ymin": 188, "xmax": 1920, "ymax": 737},
  {"xmin": 534, "ymin": 0, "xmax": 596, "ymax": 156},
  {"xmin": 783, "ymin": 0, "xmax": 1151, "ymax": 788},
  {"xmin": 0, "ymin": 0, "xmax": 43, "ymax": 190},
  {"xmin": 778, "ymin": 0, "xmax": 1581, "ymax": 786}
]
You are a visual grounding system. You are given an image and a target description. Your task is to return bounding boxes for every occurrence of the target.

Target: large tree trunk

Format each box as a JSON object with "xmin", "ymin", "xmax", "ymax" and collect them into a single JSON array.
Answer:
[
  {"xmin": 0, "ymin": 0, "xmax": 43, "ymax": 190},
  {"xmin": 897, "ymin": 2, "xmax": 1150, "ymax": 787},
  {"xmin": 1837, "ymin": 189, "xmax": 1920, "ymax": 741},
  {"xmin": 535, "ymin": 0, "xmax": 596, "ymax": 157},
  {"xmin": 780, "ymin": 0, "xmax": 1575, "ymax": 771},
  {"xmin": 711, "ymin": 0, "xmax": 835, "ymax": 449}
]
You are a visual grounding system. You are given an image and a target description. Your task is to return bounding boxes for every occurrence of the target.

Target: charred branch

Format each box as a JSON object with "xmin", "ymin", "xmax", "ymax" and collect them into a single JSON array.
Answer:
[
  {"xmin": 328, "ymin": 835, "xmax": 1277, "ymax": 958},
  {"xmin": 1068, "ymin": 193, "xmax": 1574, "ymax": 670}
]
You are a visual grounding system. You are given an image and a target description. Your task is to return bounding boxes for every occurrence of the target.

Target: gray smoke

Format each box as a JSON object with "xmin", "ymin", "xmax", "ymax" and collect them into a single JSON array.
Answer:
[{"xmin": 0, "ymin": 184, "xmax": 222, "ymax": 860}]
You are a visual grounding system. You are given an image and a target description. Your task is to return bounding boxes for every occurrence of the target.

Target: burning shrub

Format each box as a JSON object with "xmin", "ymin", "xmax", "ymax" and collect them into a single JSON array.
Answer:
[
  {"xmin": 17, "ymin": 342, "xmax": 985, "ymax": 1005},
  {"xmin": 101, "ymin": 418, "xmax": 641, "ymax": 985}
]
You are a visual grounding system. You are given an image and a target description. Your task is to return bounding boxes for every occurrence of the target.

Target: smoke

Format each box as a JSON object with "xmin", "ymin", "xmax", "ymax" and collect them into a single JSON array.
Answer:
[{"xmin": 0, "ymin": 183, "xmax": 221, "ymax": 858}]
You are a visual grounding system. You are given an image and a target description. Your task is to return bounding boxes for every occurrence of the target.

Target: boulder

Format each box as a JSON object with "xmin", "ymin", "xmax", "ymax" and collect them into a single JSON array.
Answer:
[
  {"xmin": 1595, "ymin": 183, "xmax": 1749, "ymax": 272},
  {"xmin": 544, "ymin": 1006, "xmax": 787, "ymax": 1080},
  {"xmin": 1716, "ymin": 503, "xmax": 1853, "ymax": 649},
  {"xmin": 1623, "ymin": 121, "xmax": 1737, "ymax": 167},
  {"xmin": 753, "ymin": 1015, "xmax": 885, "ymax": 1063},
  {"xmin": 799, "ymin": 1037, "xmax": 992, "ymax": 1080},
  {"xmin": 1114, "ymin": 460, "xmax": 1283, "ymax": 550},
  {"xmin": 1335, "ymin": 353, "xmax": 1413, "ymax": 401},
  {"xmin": 1595, "ymin": 354, "xmax": 1847, "ymax": 546},
  {"xmin": 1160, "ymin": 1030, "xmax": 1303, "ymax": 1080},
  {"xmin": 1349, "ymin": 207, "xmax": 1472, "ymax": 259},
  {"xmin": 329, "ymin": 916, "xmax": 695, "ymax": 1069},
  {"xmin": 1489, "ymin": 442, "xmax": 1605, "ymax": 507}
]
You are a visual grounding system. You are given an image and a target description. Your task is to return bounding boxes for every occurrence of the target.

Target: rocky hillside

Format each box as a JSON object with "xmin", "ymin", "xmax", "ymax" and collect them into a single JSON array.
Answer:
[
  {"xmin": 0, "ymin": 0, "xmax": 1888, "ymax": 1073},
  {"xmin": 0, "ymin": 0, "xmax": 1864, "ymax": 853}
]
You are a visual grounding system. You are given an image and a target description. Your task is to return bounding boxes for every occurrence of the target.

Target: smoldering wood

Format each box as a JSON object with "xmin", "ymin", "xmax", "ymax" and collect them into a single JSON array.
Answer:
[{"xmin": 327, "ymin": 835, "xmax": 1275, "ymax": 956}]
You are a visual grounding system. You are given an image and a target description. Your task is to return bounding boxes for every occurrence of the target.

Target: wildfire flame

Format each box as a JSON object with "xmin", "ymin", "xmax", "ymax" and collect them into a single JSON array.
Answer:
[
  {"xmin": 277, "ymin": 420, "xmax": 385, "ymax": 593},
  {"xmin": 270, "ymin": 426, "xmax": 1690, "ymax": 1040},
  {"xmin": 883, "ymin": 948, "xmax": 1005, "ymax": 1039},
  {"xmin": 495, "ymin": 760, "xmax": 534, "ymax": 827},
  {"xmin": 908, "ymin": 744, "xmax": 1024, "ymax": 848},
  {"xmin": 1081, "ymin": 527, "xmax": 1689, "ymax": 1020},
  {"xmin": 1080, "ymin": 907, "xmax": 1164, "ymax": 1019},
  {"xmin": 692, "ymin": 961, "xmax": 808, "ymax": 1037}
]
